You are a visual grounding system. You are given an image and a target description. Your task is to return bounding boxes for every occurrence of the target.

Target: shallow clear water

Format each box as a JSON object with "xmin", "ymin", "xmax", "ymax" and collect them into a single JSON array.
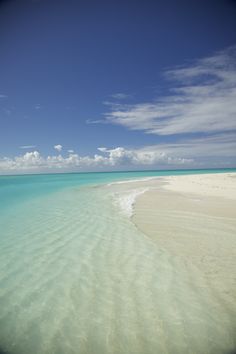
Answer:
[{"xmin": 0, "ymin": 169, "xmax": 235, "ymax": 354}]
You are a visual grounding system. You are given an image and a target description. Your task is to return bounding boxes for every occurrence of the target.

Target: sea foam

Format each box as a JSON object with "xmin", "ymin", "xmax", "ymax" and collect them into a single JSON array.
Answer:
[
  {"xmin": 107, "ymin": 176, "xmax": 157, "ymax": 186},
  {"xmin": 113, "ymin": 188, "xmax": 149, "ymax": 217}
]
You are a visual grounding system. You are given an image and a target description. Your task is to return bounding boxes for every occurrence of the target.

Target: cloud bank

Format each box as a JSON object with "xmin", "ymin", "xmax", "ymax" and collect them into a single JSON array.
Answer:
[
  {"xmin": 0, "ymin": 132, "xmax": 235, "ymax": 174},
  {"xmin": 54, "ymin": 144, "xmax": 62, "ymax": 152},
  {"xmin": 0, "ymin": 148, "xmax": 188, "ymax": 174}
]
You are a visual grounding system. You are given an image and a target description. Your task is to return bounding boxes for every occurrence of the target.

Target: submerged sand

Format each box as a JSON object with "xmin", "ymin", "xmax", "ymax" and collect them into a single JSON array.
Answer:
[
  {"xmin": 1, "ymin": 172, "xmax": 235, "ymax": 354},
  {"xmin": 107, "ymin": 172, "xmax": 236, "ymax": 353}
]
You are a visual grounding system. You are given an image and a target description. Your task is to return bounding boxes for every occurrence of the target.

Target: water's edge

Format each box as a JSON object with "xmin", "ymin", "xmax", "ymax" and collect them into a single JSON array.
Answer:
[{"xmin": 0, "ymin": 169, "xmax": 236, "ymax": 354}]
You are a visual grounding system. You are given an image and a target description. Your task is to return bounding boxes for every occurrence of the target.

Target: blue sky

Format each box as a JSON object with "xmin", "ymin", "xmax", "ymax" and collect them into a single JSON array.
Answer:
[{"xmin": 0, "ymin": 0, "xmax": 236, "ymax": 173}]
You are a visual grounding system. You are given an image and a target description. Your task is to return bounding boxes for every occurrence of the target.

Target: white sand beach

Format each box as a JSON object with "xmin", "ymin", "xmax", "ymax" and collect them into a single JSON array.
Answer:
[
  {"xmin": 132, "ymin": 173, "xmax": 236, "ymax": 279},
  {"xmin": 107, "ymin": 172, "xmax": 236, "ymax": 354},
  {"xmin": 162, "ymin": 172, "xmax": 236, "ymax": 200}
]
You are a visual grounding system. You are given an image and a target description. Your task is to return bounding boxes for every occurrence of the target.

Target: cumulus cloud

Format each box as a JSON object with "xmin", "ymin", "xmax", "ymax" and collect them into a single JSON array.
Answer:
[
  {"xmin": 54, "ymin": 144, "xmax": 62, "ymax": 152},
  {"xmin": 0, "ymin": 151, "xmax": 44, "ymax": 172},
  {"xmin": 1, "ymin": 132, "xmax": 235, "ymax": 174},
  {"xmin": 0, "ymin": 148, "xmax": 190, "ymax": 174},
  {"xmin": 98, "ymin": 46, "xmax": 236, "ymax": 136},
  {"xmin": 68, "ymin": 149, "xmax": 74, "ymax": 153}
]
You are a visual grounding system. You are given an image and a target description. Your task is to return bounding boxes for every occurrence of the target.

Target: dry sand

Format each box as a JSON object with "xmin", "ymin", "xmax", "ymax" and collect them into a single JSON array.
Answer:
[
  {"xmin": 132, "ymin": 172, "xmax": 236, "ymax": 353},
  {"xmin": 162, "ymin": 172, "xmax": 236, "ymax": 200},
  {"xmin": 132, "ymin": 173, "xmax": 236, "ymax": 285}
]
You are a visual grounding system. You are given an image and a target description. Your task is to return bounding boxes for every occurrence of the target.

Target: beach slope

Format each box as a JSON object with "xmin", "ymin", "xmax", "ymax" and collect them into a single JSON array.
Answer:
[{"xmin": 132, "ymin": 173, "xmax": 236, "ymax": 352}]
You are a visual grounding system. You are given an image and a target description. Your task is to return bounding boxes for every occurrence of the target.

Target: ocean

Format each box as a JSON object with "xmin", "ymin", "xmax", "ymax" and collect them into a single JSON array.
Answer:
[{"xmin": 0, "ymin": 169, "xmax": 235, "ymax": 354}]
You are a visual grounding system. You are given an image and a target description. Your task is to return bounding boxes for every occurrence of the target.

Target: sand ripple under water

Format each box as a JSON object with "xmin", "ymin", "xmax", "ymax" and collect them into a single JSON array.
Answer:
[{"xmin": 0, "ymin": 184, "xmax": 235, "ymax": 354}]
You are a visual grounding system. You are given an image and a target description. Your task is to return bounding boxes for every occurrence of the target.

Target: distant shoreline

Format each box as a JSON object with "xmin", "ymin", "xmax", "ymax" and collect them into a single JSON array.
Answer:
[{"xmin": 0, "ymin": 167, "xmax": 236, "ymax": 178}]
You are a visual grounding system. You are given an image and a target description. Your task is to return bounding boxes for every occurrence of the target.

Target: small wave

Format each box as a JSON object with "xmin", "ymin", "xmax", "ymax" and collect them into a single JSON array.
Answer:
[
  {"xmin": 107, "ymin": 177, "xmax": 157, "ymax": 187},
  {"xmin": 113, "ymin": 188, "xmax": 149, "ymax": 217}
]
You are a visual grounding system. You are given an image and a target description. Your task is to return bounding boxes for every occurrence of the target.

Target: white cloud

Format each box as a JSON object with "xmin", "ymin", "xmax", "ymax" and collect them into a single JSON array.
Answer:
[
  {"xmin": 0, "ymin": 94, "xmax": 7, "ymax": 99},
  {"xmin": 1, "ymin": 47, "xmax": 235, "ymax": 175},
  {"xmin": 100, "ymin": 46, "xmax": 236, "ymax": 136},
  {"xmin": 110, "ymin": 93, "xmax": 131, "ymax": 100},
  {"xmin": 68, "ymin": 149, "xmax": 74, "ymax": 153},
  {"xmin": 1, "ymin": 132, "xmax": 235, "ymax": 174},
  {"xmin": 86, "ymin": 119, "xmax": 108, "ymax": 124},
  {"xmin": 20, "ymin": 145, "xmax": 36, "ymax": 149},
  {"xmin": 0, "ymin": 148, "xmax": 190, "ymax": 174},
  {"xmin": 97, "ymin": 147, "xmax": 108, "ymax": 152},
  {"xmin": 54, "ymin": 144, "xmax": 62, "ymax": 152},
  {"xmin": 0, "ymin": 151, "xmax": 44, "ymax": 172}
]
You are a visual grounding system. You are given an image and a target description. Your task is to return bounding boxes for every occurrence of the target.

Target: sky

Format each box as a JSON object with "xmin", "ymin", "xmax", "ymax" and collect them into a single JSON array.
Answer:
[{"xmin": 0, "ymin": 0, "xmax": 236, "ymax": 174}]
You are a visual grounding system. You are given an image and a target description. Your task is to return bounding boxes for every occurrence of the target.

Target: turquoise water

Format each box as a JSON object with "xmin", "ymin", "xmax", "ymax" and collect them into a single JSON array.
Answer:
[
  {"xmin": 1, "ymin": 168, "xmax": 235, "ymax": 212},
  {"xmin": 0, "ymin": 169, "xmax": 235, "ymax": 354}
]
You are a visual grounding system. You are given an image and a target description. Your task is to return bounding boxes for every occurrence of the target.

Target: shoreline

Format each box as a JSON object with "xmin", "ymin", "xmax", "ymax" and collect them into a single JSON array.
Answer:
[
  {"xmin": 112, "ymin": 172, "xmax": 236, "ymax": 278},
  {"xmin": 106, "ymin": 172, "xmax": 236, "ymax": 215},
  {"xmin": 1, "ymin": 171, "xmax": 236, "ymax": 353},
  {"xmin": 107, "ymin": 172, "xmax": 236, "ymax": 351},
  {"xmin": 132, "ymin": 173, "xmax": 236, "ymax": 335},
  {"xmin": 131, "ymin": 172, "xmax": 236, "ymax": 268},
  {"xmin": 107, "ymin": 173, "xmax": 236, "ymax": 353}
]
